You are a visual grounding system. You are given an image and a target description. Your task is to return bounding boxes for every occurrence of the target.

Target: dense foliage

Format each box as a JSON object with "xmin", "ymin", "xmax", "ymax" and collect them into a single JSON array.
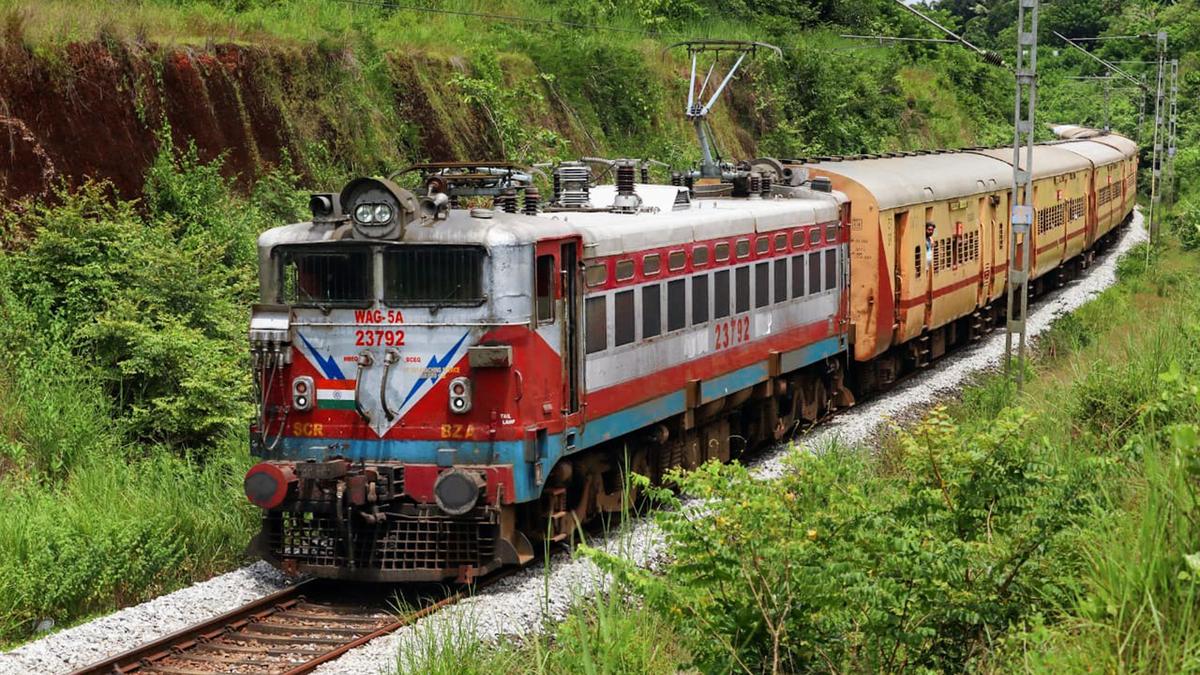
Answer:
[
  {"xmin": 0, "ymin": 142, "xmax": 304, "ymax": 642},
  {"xmin": 1, "ymin": 0, "xmax": 1199, "ymax": 664}
]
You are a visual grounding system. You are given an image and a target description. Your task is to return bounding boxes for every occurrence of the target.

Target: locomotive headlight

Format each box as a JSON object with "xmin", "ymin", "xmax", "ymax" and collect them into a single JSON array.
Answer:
[
  {"xmin": 448, "ymin": 377, "xmax": 472, "ymax": 414},
  {"xmin": 292, "ymin": 376, "xmax": 314, "ymax": 412},
  {"xmin": 434, "ymin": 468, "xmax": 485, "ymax": 515},
  {"xmin": 354, "ymin": 203, "xmax": 375, "ymax": 223},
  {"xmin": 374, "ymin": 203, "xmax": 393, "ymax": 223}
]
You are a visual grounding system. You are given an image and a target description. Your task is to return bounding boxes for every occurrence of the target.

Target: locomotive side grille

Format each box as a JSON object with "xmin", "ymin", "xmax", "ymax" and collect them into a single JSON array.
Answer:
[{"xmin": 266, "ymin": 509, "xmax": 497, "ymax": 573}]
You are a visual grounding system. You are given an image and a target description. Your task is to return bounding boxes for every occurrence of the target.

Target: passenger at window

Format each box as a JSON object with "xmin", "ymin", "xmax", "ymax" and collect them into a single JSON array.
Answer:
[{"xmin": 925, "ymin": 222, "xmax": 935, "ymax": 268}]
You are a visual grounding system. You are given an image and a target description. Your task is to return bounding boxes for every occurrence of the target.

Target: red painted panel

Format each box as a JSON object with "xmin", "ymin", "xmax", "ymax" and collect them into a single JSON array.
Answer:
[{"xmin": 404, "ymin": 465, "xmax": 439, "ymax": 503}]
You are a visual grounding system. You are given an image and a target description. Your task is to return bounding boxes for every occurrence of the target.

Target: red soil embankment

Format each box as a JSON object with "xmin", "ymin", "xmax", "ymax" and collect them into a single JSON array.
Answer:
[{"xmin": 0, "ymin": 39, "xmax": 289, "ymax": 201}]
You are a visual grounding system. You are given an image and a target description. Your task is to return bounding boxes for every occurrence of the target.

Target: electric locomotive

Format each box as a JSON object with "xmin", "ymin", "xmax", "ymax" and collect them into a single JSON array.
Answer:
[{"xmin": 244, "ymin": 160, "xmax": 854, "ymax": 582}]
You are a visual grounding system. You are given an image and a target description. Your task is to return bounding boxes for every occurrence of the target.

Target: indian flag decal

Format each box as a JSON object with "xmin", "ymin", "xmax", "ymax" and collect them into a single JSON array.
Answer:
[{"xmin": 317, "ymin": 380, "xmax": 357, "ymax": 410}]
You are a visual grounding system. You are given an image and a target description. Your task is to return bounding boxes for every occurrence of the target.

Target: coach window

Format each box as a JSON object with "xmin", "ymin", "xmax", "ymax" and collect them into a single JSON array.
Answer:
[
  {"xmin": 616, "ymin": 259, "xmax": 635, "ymax": 281},
  {"xmin": 825, "ymin": 224, "xmax": 838, "ymax": 242},
  {"xmin": 755, "ymin": 262, "xmax": 770, "ymax": 308},
  {"xmin": 585, "ymin": 263, "xmax": 607, "ymax": 288},
  {"xmin": 667, "ymin": 279, "xmax": 686, "ymax": 331},
  {"xmin": 774, "ymin": 232, "xmax": 788, "ymax": 251},
  {"xmin": 791, "ymin": 230, "xmax": 804, "ymax": 247},
  {"xmin": 614, "ymin": 290, "xmax": 635, "ymax": 347},
  {"xmin": 692, "ymin": 275, "xmax": 709, "ymax": 325},
  {"xmin": 755, "ymin": 237, "xmax": 769, "ymax": 255},
  {"xmin": 791, "ymin": 254, "xmax": 805, "ymax": 298},
  {"xmin": 585, "ymin": 296, "xmax": 607, "ymax": 354},
  {"xmin": 735, "ymin": 238, "xmax": 751, "ymax": 259},
  {"xmin": 668, "ymin": 250, "xmax": 687, "ymax": 271},
  {"xmin": 693, "ymin": 245, "xmax": 709, "ymax": 266},
  {"xmin": 715, "ymin": 242, "xmax": 730, "ymax": 262},
  {"xmin": 808, "ymin": 229, "xmax": 821, "ymax": 246},
  {"xmin": 774, "ymin": 259, "xmax": 788, "ymax": 303},
  {"xmin": 643, "ymin": 254, "xmax": 661, "ymax": 276},
  {"xmin": 643, "ymin": 285, "xmax": 662, "ymax": 339},
  {"xmin": 824, "ymin": 249, "xmax": 837, "ymax": 290},
  {"xmin": 536, "ymin": 254, "xmax": 555, "ymax": 323},
  {"xmin": 714, "ymin": 269, "xmax": 731, "ymax": 318},
  {"xmin": 735, "ymin": 266, "xmax": 750, "ymax": 313},
  {"xmin": 808, "ymin": 251, "xmax": 821, "ymax": 293}
]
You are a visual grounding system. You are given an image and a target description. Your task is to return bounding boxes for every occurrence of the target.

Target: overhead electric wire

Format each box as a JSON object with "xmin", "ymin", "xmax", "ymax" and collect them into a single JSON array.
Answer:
[
  {"xmin": 839, "ymin": 34, "xmax": 956, "ymax": 44},
  {"xmin": 889, "ymin": 0, "xmax": 1006, "ymax": 66},
  {"xmin": 1052, "ymin": 31, "xmax": 1147, "ymax": 91},
  {"xmin": 1062, "ymin": 34, "xmax": 1154, "ymax": 41}
]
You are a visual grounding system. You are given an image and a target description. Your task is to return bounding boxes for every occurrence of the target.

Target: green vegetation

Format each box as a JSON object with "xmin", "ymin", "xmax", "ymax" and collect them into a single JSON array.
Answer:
[
  {"xmin": 0, "ymin": 0, "xmax": 1199, "ymax": 666},
  {"xmin": 0, "ymin": 141, "xmax": 306, "ymax": 643},
  {"xmin": 395, "ymin": 592, "xmax": 687, "ymax": 675},
  {"xmin": 393, "ymin": 237, "xmax": 1200, "ymax": 675}
]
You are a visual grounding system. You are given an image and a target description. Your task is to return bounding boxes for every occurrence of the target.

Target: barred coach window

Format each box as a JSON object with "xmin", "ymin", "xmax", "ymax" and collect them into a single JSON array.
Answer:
[
  {"xmin": 279, "ymin": 246, "xmax": 372, "ymax": 307},
  {"xmin": 384, "ymin": 245, "xmax": 484, "ymax": 305}
]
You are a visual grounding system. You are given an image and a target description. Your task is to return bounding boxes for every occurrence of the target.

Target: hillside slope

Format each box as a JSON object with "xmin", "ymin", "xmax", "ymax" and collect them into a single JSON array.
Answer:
[{"xmin": 0, "ymin": 1, "xmax": 1020, "ymax": 203}]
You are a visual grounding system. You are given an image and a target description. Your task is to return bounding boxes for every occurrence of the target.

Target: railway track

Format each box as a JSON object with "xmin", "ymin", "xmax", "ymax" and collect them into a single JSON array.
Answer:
[
  {"xmin": 68, "ymin": 221, "xmax": 1134, "ymax": 675},
  {"xmin": 70, "ymin": 577, "xmax": 476, "ymax": 675}
]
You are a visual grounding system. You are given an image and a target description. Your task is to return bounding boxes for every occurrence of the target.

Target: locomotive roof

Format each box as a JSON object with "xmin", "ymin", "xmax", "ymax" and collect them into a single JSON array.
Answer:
[{"xmin": 258, "ymin": 183, "xmax": 844, "ymax": 259}]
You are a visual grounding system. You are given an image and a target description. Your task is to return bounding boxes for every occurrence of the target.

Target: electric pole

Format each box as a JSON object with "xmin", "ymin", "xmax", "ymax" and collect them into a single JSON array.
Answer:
[
  {"xmin": 1005, "ymin": 0, "xmax": 1038, "ymax": 391},
  {"xmin": 1166, "ymin": 59, "xmax": 1178, "ymax": 204},
  {"xmin": 1148, "ymin": 31, "xmax": 1166, "ymax": 253}
]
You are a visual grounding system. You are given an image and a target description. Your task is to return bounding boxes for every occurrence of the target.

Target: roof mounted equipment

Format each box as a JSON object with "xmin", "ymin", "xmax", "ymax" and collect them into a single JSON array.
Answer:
[{"xmin": 667, "ymin": 40, "xmax": 782, "ymax": 180}]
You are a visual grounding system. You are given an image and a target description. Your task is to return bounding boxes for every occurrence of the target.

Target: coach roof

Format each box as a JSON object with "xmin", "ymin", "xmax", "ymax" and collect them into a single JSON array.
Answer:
[
  {"xmin": 1053, "ymin": 139, "xmax": 1129, "ymax": 166},
  {"xmin": 803, "ymin": 152, "xmax": 1013, "ymax": 211},
  {"xmin": 969, "ymin": 145, "xmax": 1092, "ymax": 178}
]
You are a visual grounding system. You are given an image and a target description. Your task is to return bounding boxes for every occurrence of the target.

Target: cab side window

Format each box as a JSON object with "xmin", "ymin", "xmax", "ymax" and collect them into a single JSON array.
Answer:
[{"xmin": 536, "ymin": 254, "xmax": 555, "ymax": 323}]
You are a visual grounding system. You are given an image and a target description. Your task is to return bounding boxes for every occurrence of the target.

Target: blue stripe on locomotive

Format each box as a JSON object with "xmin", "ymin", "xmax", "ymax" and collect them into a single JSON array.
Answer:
[{"xmin": 264, "ymin": 335, "xmax": 846, "ymax": 503}]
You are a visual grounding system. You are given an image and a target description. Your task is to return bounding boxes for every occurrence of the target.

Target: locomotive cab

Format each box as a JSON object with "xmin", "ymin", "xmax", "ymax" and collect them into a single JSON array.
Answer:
[{"xmin": 246, "ymin": 168, "xmax": 584, "ymax": 582}]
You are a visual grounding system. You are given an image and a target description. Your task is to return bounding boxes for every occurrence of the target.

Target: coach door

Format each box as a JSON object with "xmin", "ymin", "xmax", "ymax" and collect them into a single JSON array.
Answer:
[{"xmin": 534, "ymin": 237, "xmax": 582, "ymax": 419}]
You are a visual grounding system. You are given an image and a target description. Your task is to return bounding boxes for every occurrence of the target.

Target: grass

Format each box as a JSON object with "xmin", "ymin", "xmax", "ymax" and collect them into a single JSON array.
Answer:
[
  {"xmin": 400, "ymin": 233, "xmax": 1200, "ymax": 673},
  {"xmin": 0, "ymin": 334, "xmax": 256, "ymax": 645},
  {"xmin": 0, "ymin": 142, "xmax": 280, "ymax": 645},
  {"xmin": 393, "ymin": 580, "xmax": 690, "ymax": 675},
  {"xmin": 0, "ymin": 0, "xmax": 751, "ymax": 52}
]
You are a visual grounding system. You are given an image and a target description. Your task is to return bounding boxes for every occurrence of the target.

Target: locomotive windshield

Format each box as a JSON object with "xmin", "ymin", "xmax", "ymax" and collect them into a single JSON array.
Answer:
[
  {"xmin": 277, "ymin": 247, "xmax": 372, "ymax": 307},
  {"xmin": 383, "ymin": 245, "xmax": 484, "ymax": 306}
]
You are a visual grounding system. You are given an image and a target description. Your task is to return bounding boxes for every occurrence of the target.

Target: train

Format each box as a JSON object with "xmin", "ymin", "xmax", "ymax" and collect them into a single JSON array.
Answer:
[{"xmin": 243, "ymin": 126, "xmax": 1136, "ymax": 583}]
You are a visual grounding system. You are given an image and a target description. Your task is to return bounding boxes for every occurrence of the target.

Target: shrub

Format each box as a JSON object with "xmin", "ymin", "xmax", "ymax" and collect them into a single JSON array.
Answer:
[
  {"xmin": 2, "ymin": 142, "xmax": 269, "ymax": 448},
  {"xmin": 595, "ymin": 407, "xmax": 1100, "ymax": 673}
]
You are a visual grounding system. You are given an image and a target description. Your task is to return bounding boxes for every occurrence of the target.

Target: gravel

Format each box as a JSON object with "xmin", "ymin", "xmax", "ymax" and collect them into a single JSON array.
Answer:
[
  {"xmin": 0, "ymin": 562, "xmax": 292, "ymax": 675},
  {"xmin": 317, "ymin": 212, "xmax": 1147, "ymax": 674},
  {"xmin": 3, "ymin": 214, "xmax": 1145, "ymax": 675}
]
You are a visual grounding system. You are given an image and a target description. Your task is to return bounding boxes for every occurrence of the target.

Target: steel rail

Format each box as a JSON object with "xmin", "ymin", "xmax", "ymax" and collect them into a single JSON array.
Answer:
[
  {"xmin": 68, "ymin": 569, "xmax": 515, "ymax": 675},
  {"xmin": 70, "ymin": 580, "xmax": 319, "ymax": 675}
]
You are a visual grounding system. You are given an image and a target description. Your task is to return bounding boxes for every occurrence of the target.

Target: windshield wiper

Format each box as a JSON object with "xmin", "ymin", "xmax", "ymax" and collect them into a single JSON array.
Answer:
[{"xmin": 429, "ymin": 284, "xmax": 463, "ymax": 315}]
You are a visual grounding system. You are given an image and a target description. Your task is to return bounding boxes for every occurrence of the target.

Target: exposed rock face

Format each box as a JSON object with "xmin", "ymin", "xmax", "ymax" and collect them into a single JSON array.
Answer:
[{"xmin": 0, "ymin": 36, "xmax": 758, "ymax": 204}]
